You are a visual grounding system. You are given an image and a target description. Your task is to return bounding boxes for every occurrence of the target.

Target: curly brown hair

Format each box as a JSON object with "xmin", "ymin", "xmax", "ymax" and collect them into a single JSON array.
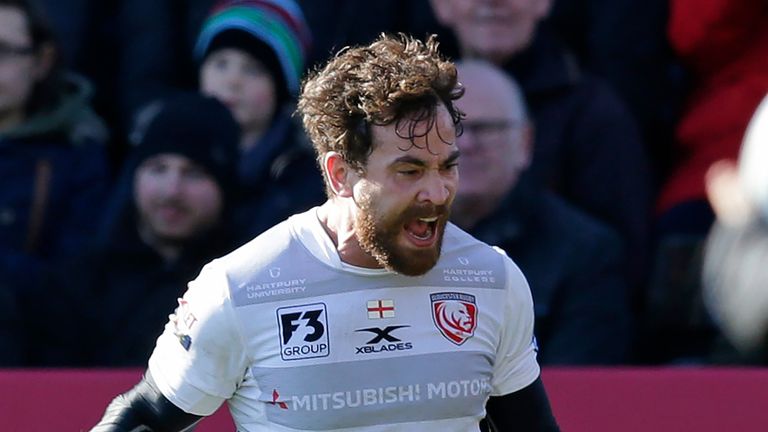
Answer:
[{"xmin": 297, "ymin": 33, "xmax": 464, "ymax": 196}]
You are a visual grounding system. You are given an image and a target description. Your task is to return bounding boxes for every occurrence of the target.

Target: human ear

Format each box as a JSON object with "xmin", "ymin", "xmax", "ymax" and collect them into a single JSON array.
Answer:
[
  {"xmin": 519, "ymin": 122, "xmax": 534, "ymax": 170},
  {"xmin": 32, "ymin": 42, "xmax": 56, "ymax": 81},
  {"xmin": 323, "ymin": 152, "xmax": 357, "ymax": 198}
]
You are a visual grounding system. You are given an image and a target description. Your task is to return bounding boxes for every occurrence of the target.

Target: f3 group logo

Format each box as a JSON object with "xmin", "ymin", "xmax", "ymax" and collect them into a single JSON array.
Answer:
[{"xmin": 277, "ymin": 303, "xmax": 330, "ymax": 361}]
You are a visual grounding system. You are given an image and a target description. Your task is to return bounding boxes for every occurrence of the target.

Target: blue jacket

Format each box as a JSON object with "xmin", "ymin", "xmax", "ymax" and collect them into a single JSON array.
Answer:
[
  {"xmin": 235, "ymin": 108, "xmax": 325, "ymax": 240},
  {"xmin": 0, "ymin": 74, "xmax": 110, "ymax": 296}
]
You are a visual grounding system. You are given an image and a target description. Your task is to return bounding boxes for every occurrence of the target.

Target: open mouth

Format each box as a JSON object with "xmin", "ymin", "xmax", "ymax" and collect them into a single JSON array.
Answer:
[{"xmin": 404, "ymin": 216, "xmax": 439, "ymax": 247}]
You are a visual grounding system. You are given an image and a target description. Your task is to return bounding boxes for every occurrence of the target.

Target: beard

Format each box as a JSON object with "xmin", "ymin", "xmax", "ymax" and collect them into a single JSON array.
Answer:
[
  {"xmin": 136, "ymin": 198, "xmax": 217, "ymax": 246},
  {"xmin": 355, "ymin": 193, "xmax": 449, "ymax": 276}
]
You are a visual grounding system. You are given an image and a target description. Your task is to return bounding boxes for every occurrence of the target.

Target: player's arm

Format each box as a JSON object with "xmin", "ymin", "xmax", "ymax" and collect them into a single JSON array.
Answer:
[
  {"xmin": 487, "ymin": 256, "xmax": 559, "ymax": 431},
  {"xmin": 90, "ymin": 370, "xmax": 202, "ymax": 432},
  {"xmin": 485, "ymin": 376, "xmax": 560, "ymax": 431}
]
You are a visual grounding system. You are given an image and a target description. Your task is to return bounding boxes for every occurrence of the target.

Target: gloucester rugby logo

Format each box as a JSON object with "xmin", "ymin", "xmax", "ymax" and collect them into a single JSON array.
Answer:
[{"xmin": 430, "ymin": 292, "xmax": 477, "ymax": 345}]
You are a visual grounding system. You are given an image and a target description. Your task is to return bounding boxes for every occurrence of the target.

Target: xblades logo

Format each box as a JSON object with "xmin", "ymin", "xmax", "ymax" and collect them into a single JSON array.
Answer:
[
  {"xmin": 355, "ymin": 325, "xmax": 409, "ymax": 344},
  {"xmin": 355, "ymin": 325, "xmax": 413, "ymax": 354}
]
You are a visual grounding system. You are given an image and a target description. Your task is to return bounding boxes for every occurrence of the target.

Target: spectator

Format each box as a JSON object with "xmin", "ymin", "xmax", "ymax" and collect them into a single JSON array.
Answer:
[
  {"xmin": 194, "ymin": 0, "xmax": 324, "ymax": 238},
  {"xmin": 428, "ymin": 0, "xmax": 652, "ymax": 298},
  {"xmin": 640, "ymin": 0, "xmax": 768, "ymax": 364},
  {"xmin": 657, "ymin": 0, "xmax": 768, "ymax": 233},
  {"xmin": 0, "ymin": 0, "xmax": 109, "ymax": 296},
  {"xmin": 703, "ymin": 94, "xmax": 768, "ymax": 364},
  {"xmin": 452, "ymin": 60, "xmax": 631, "ymax": 365},
  {"xmin": 28, "ymin": 93, "xmax": 241, "ymax": 366}
]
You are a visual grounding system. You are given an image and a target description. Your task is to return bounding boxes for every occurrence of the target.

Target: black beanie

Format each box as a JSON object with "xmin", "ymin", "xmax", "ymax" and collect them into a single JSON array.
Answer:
[{"xmin": 131, "ymin": 93, "xmax": 241, "ymax": 199}]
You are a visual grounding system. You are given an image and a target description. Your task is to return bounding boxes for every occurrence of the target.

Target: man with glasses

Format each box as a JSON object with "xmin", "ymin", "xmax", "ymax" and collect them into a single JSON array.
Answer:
[
  {"xmin": 452, "ymin": 60, "xmax": 632, "ymax": 365},
  {"xmin": 0, "ymin": 0, "xmax": 109, "ymax": 345},
  {"xmin": 429, "ymin": 0, "xmax": 651, "ymax": 306}
]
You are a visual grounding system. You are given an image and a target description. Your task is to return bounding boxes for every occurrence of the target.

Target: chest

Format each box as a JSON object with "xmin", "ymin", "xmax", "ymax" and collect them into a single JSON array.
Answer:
[{"xmin": 232, "ymin": 286, "xmax": 506, "ymax": 429}]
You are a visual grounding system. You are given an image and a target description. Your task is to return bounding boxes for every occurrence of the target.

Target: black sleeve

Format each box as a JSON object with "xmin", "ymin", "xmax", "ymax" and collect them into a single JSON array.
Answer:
[
  {"xmin": 484, "ymin": 376, "xmax": 560, "ymax": 432},
  {"xmin": 90, "ymin": 370, "xmax": 203, "ymax": 432}
]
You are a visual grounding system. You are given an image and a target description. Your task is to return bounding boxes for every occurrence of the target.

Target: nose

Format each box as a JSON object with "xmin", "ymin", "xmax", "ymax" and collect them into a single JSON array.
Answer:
[
  {"xmin": 225, "ymin": 72, "xmax": 241, "ymax": 91},
  {"xmin": 158, "ymin": 171, "xmax": 184, "ymax": 196},
  {"xmin": 219, "ymin": 66, "xmax": 242, "ymax": 91},
  {"xmin": 417, "ymin": 171, "xmax": 452, "ymax": 205}
]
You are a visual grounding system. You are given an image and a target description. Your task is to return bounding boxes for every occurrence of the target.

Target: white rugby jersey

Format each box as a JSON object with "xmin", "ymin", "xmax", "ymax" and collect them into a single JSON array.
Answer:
[{"xmin": 148, "ymin": 208, "xmax": 539, "ymax": 431}]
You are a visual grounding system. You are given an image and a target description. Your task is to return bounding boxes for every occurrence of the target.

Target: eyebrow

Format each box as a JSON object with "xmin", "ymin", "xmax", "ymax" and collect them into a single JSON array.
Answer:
[
  {"xmin": 443, "ymin": 150, "xmax": 461, "ymax": 166},
  {"xmin": 392, "ymin": 150, "xmax": 461, "ymax": 167}
]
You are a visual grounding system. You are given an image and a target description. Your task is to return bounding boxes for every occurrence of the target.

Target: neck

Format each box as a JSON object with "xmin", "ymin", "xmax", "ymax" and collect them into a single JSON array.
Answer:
[
  {"xmin": 240, "ymin": 128, "xmax": 265, "ymax": 152},
  {"xmin": 461, "ymin": 44, "xmax": 513, "ymax": 67},
  {"xmin": 153, "ymin": 243, "xmax": 181, "ymax": 262},
  {"xmin": 137, "ymin": 224, "xmax": 182, "ymax": 263},
  {"xmin": 316, "ymin": 199, "xmax": 382, "ymax": 269}
]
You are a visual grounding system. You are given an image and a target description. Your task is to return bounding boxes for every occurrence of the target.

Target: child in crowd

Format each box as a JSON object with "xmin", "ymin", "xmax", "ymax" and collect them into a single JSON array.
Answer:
[{"xmin": 195, "ymin": 0, "xmax": 325, "ymax": 238}]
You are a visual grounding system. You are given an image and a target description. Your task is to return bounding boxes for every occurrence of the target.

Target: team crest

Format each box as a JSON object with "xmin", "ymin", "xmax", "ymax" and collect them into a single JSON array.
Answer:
[
  {"xmin": 430, "ymin": 292, "xmax": 478, "ymax": 345},
  {"xmin": 171, "ymin": 298, "xmax": 197, "ymax": 351}
]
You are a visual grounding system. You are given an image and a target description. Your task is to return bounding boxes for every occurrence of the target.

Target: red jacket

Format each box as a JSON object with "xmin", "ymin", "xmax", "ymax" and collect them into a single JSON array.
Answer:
[{"xmin": 658, "ymin": 0, "xmax": 768, "ymax": 214}]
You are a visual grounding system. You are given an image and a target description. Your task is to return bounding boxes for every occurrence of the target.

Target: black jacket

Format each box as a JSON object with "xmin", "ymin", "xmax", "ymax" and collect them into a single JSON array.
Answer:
[
  {"xmin": 467, "ymin": 178, "xmax": 632, "ymax": 364},
  {"xmin": 499, "ymin": 26, "xmax": 652, "ymax": 294},
  {"xmin": 28, "ymin": 218, "xmax": 237, "ymax": 367}
]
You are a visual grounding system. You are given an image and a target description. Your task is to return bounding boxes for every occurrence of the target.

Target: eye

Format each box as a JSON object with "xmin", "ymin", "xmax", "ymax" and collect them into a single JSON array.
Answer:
[
  {"xmin": 244, "ymin": 61, "xmax": 268, "ymax": 77},
  {"xmin": 181, "ymin": 166, "xmax": 210, "ymax": 181},
  {"xmin": 211, "ymin": 56, "xmax": 229, "ymax": 70},
  {"xmin": 398, "ymin": 169, "xmax": 420, "ymax": 176},
  {"xmin": 141, "ymin": 161, "xmax": 168, "ymax": 175},
  {"xmin": 439, "ymin": 162, "xmax": 459, "ymax": 173}
]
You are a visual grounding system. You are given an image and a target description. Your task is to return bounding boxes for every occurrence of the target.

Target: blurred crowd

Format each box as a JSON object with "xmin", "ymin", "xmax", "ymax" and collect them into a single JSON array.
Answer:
[{"xmin": 1, "ymin": 0, "xmax": 767, "ymax": 367}]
